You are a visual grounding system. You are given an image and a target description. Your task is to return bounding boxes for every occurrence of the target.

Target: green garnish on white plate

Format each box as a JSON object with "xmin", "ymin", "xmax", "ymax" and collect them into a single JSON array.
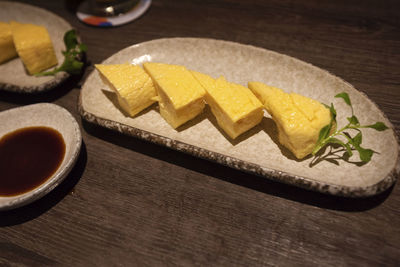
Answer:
[
  {"xmin": 36, "ymin": 29, "xmax": 87, "ymax": 76},
  {"xmin": 312, "ymin": 92, "xmax": 389, "ymax": 163}
]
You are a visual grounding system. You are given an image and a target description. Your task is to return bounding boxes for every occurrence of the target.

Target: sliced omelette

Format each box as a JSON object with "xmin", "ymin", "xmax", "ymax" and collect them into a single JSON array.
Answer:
[
  {"xmin": 95, "ymin": 63, "xmax": 157, "ymax": 117},
  {"xmin": 0, "ymin": 22, "xmax": 17, "ymax": 64},
  {"xmin": 143, "ymin": 62, "xmax": 206, "ymax": 129},
  {"xmin": 192, "ymin": 71, "xmax": 263, "ymax": 139},
  {"xmin": 248, "ymin": 82, "xmax": 331, "ymax": 159}
]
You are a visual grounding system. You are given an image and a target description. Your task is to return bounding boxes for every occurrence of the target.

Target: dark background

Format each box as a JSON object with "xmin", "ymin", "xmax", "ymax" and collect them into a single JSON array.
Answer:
[{"xmin": 0, "ymin": 0, "xmax": 399, "ymax": 266}]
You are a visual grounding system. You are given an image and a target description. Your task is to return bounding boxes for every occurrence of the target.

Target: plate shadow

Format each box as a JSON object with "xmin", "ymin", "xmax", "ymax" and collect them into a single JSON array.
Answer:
[{"xmin": 82, "ymin": 120, "xmax": 394, "ymax": 212}]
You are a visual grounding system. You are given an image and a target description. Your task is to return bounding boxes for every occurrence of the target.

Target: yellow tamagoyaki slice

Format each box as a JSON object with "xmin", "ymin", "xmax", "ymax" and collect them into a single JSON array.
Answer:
[
  {"xmin": 0, "ymin": 22, "xmax": 17, "ymax": 64},
  {"xmin": 192, "ymin": 71, "xmax": 264, "ymax": 139},
  {"xmin": 248, "ymin": 82, "xmax": 332, "ymax": 159},
  {"xmin": 10, "ymin": 21, "xmax": 58, "ymax": 75},
  {"xmin": 143, "ymin": 62, "xmax": 206, "ymax": 129},
  {"xmin": 95, "ymin": 63, "xmax": 157, "ymax": 116}
]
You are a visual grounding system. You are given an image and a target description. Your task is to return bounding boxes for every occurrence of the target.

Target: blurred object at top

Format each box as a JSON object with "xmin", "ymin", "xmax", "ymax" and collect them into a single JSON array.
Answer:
[{"xmin": 77, "ymin": 0, "xmax": 151, "ymax": 27}]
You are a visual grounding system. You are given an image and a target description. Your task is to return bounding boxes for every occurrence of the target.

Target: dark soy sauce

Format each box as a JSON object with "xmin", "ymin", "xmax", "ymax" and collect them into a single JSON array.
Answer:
[{"xmin": 0, "ymin": 126, "xmax": 66, "ymax": 196}]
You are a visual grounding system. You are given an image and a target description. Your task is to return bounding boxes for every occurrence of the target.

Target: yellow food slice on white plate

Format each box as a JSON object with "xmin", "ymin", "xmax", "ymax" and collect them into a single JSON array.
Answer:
[
  {"xmin": 0, "ymin": 22, "xmax": 17, "ymax": 64},
  {"xmin": 248, "ymin": 82, "xmax": 331, "ymax": 159},
  {"xmin": 143, "ymin": 62, "xmax": 206, "ymax": 129},
  {"xmin": 10, "ymin": 21, "xmax": 58, "ymax": 75},
  {"xmin": 192, "ymin": 71, "xmax": 263, "ymax": 139},
  {"xmin": 95, "ymin": 63, "xmax": 157, "ymax": 117}
]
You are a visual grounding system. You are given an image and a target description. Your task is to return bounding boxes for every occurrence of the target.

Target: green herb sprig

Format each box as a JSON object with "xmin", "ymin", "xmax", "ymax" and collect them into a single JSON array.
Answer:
[
  {"xmin": 36, "ymin": 29, "xmax": 87, "ymax": 76},
  {"xmin": 312, "ymin": 92, "xmax": 389, "ymax": 163}
]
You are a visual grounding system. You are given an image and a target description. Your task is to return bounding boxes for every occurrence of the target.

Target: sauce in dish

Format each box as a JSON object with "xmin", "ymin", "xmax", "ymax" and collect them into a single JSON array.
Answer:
[{"xmin": 0, "ymin": 126, "xmax": 66, "ymax": 196}]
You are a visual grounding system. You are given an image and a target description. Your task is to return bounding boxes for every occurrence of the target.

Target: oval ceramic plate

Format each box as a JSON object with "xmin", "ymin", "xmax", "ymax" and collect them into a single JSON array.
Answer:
[
  {"xmin": 79, "ymin": 38, "xmax": 399, "ymax": 197},
  {"xmin": 0, "ymin": 103, "xmax": 81, "ymax": 210},
  {"xmin": 0, "ymin": 1, "xmax": 72, "ymax": 93}
]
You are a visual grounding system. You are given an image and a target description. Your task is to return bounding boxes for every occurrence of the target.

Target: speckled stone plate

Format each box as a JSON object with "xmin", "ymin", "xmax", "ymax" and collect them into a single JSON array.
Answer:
[
  {"xmin": 79, "ymin": 38, "xmax": 399, "ymax": 197},
  {"xmin": 0, "ymin": 1, "xmax": 72, "ymax": 93},
  {"xmin": 0, "ymin": 103, "xmax": 81, "ymax": 210}
]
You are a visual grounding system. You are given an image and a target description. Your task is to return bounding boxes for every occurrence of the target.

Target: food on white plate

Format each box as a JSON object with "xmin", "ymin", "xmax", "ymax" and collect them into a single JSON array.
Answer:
[
  {"xmin": 10, "ymin": 21, "xmax": 58, "ymax": 75},
  {"xmin": 143, "ymin": 62, "xmax": 206, "ymax": 129},
  {"xmin": 95, "ymin": 63, "xmax": 157, "ymax": 116},
  {"xmin": 0, "ymin": 22, "xmax": 17, "ymax": 64},
  {"xmin": 192, "ymin": 71, "xmax": 263, "ymax": 139},
  {"xmin": 248, "ymin": 81, "xmax": 332, "ymax": 159}
]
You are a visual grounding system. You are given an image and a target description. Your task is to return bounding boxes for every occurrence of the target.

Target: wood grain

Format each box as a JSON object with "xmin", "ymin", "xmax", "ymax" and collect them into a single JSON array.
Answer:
[{"xmin": 0, "ymin": 0, "xmax": 399, "ymax": 266}]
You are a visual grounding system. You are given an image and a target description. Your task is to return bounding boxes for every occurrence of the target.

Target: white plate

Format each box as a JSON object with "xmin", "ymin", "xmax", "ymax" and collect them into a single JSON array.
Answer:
[
  {"xmin": 0, "ymin": 103, "xmax": 81, "ymax": 210},
  {"xmin": 0, "ymin": 1, "xmax": 72, "ymax": 93},
  {"xmin": 79, "ymin": 37, "xmax": 399, "ymax": 197}
]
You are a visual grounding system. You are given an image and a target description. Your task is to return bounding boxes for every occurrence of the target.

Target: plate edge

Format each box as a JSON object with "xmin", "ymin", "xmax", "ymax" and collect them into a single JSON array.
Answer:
[
  {"xmin": 78, "ymin": 93, "xmax": 398, "ymax": 198},
  {"xmin": 78, "ymin": 37, "xmax": 400, "ymax": 198}
]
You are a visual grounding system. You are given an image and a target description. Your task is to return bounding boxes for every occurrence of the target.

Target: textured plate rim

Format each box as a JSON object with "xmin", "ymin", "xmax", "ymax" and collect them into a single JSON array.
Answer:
[
  {"xmin": 79, "ymin": 37, "xmax": 400, "ymax": 198},
  {"xmin": 0, "ymin": 72, "xmax": 70, "ymax": 94}
]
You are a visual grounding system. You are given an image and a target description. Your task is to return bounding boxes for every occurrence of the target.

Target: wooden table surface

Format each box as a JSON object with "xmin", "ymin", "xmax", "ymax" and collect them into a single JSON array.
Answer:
[{"xmin": 1, "ymin": 0, "xmax": 400, "ymax": 266}]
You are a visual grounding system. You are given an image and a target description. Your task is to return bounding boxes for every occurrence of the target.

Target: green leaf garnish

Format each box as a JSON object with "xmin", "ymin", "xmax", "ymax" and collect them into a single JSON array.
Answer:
[
  {"xmin": 35, "ymin": 29, "xmax": 87, "ymax": 76},
  {"xmin": 347, "ymin": 115, "xmax": 359, "ymax": 126},
  {"xmin": 351, "ymin": 132, "xmax": 362, "ymax": 147},
  {"xmin": 329, "ymin": 103, "xmax": 337, "ymax": 120},
  {"xmin": 316, "ymin": 124, "xmax": 331, "ymax": 145},
  {"xmin": 335, "ymin": 92, "xmax": 351, "ymax": 106},
  {"xmin": 357, "ymin": 147, "xmax": 374, "ymax": 162},
  {"xmin": 364, "ymin": 122, "xmax": 389, "ymax": 131},
  {"xmin": 64, "ymin": 29, "xmax": 79, "ymax": 51},
  {"xmin": 312, "ymin": 92, "xmax": 389, "ymax": 163}
]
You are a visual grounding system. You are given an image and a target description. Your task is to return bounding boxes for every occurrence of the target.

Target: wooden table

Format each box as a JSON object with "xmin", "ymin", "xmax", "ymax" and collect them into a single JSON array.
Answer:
[{"xmin": 1, "ymin": 0, "xmax": 399, "ymax": 265}]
